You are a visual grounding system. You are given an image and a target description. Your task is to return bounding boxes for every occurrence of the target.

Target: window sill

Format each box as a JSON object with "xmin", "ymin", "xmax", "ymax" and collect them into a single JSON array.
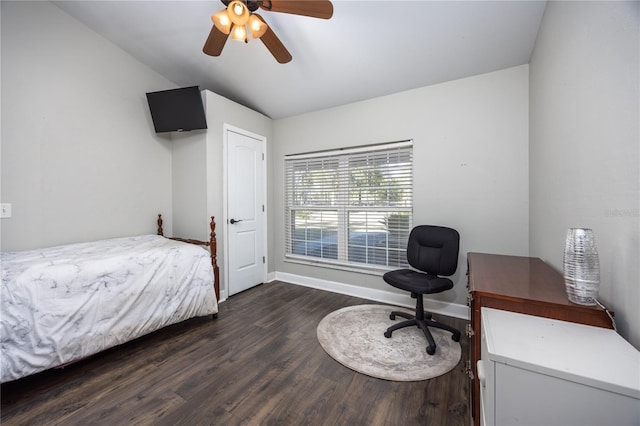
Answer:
[{"xmin": 283, "ymin": 254, "xmax": 399, "ymax": 276}]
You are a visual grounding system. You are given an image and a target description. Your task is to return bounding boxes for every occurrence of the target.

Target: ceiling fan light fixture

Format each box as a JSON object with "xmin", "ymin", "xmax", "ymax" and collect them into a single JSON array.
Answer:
[
  {"xmin": 230, "ymin": 23, "xmax": 248, "ymax": 42},
  {"xmin": 227, "ymin": 0, "xmax": 250, "ymax": 26},
  {"xmin": 211, "ymin": 10, "xmax": 232, "ymax": 35},
  {"xmin": 248, "ymin": 15, "xmax": 268, "ymax": 39},
  {"xmin": 203, "ymin": 0, "xmax": 333, "ymax": 63}
]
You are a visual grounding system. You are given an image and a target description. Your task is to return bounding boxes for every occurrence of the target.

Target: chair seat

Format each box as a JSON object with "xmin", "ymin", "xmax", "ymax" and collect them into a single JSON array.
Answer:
[{"xmin": 383, "ymin": 269, "xmax": 453, "ymax": 295}]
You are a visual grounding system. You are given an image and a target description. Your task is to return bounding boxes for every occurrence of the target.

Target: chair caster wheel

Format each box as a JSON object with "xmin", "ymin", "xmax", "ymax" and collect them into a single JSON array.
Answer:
[
  {"xmin": 452, "ymin": 333, "xmax": 461, "ymax": 342},
  {"xmin": 426, "ymin": 346, "xmax": 436, "ymax": 355},
  {"xmin": 389, "ymin": 313, "xmax": 396, "ymax": 320},
  {"xmin": 384, "ymin": 331, "xmax": 392, "ymax": 338}
]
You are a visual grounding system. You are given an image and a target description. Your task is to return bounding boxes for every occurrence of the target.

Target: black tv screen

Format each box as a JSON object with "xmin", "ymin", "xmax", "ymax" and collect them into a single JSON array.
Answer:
[{"xmin": 146, "ymin": 86, "xmax": 207, "ymax": 133}]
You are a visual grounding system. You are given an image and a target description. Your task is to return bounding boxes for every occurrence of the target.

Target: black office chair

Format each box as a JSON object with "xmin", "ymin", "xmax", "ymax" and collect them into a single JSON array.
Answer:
[{"xmin": 383, "ymin": 225, "xmax": 461, "ymax": 355}]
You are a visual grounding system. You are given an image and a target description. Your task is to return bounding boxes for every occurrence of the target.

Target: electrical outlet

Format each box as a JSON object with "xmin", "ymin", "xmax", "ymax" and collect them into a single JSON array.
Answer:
[{"xmin": 1, "ymin": 203, "xmax": 12, "ymax": 219}]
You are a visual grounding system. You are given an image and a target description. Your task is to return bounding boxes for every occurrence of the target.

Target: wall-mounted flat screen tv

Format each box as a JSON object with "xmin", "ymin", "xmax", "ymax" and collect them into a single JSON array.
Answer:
[{"xmin": 146, "ymin": 86, "xmax": 207, "ymax": 133}]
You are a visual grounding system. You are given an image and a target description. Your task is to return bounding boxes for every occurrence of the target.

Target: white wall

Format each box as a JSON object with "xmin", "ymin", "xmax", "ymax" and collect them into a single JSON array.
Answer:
[
  {"xmin": 272, "ymin": 65, "xmax": 530, "ymax": 308},
  {"xmin": 171, "ymin": 126, "xmax": 208, "ymax": 240},
  {"xmin": 1, "ymin": 1, "xmax": 177, "ymax": 251},
  {"xmin": 530, "ymin": 1, "xmax": 640, "ymax": 348}
]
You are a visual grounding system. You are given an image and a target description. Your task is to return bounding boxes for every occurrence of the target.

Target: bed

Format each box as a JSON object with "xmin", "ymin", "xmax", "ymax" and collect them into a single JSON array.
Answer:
[{"xmin": 0, "ymin": 215, "xmax": 219, "ymax": 383}]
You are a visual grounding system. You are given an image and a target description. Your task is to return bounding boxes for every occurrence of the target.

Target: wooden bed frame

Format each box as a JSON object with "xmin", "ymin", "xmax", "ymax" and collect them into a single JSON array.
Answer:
[{"xmin": 156, "ymin": 214, "xmax": 220, "ymax": 301}]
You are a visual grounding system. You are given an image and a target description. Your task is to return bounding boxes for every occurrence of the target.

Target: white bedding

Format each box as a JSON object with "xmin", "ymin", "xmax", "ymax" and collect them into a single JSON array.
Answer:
[{"xmin": 0, "ymin": 235, "xmax": 218, "ymax": 383}]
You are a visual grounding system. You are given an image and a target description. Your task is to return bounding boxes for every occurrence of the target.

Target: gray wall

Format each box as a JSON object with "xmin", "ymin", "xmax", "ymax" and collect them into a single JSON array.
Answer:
[
  {"xmin": 172, "ymin": 90, "xmax": 272, "ymax": 300},
  {"xmin": 1, "ymin": 1, "xmax": 176, "ymax": 251},
  {"xmin": 271, "ymin": 65, "xmax": 530, "ymax": 308},
  {"xmin": 530, "ymin": 1, "xmax": 640, "ymax": 348}
]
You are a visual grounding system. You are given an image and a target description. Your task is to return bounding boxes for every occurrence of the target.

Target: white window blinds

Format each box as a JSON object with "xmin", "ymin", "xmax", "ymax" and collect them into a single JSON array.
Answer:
[{"xmin": 284, "ymin": 141, "xmax": 413, "ymax": 271}]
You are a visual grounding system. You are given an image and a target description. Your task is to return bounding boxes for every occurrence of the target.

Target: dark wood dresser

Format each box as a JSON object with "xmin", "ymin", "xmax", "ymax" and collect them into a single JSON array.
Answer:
[{"xmin": 466, "ymin": 252, "xmax": 615, "ymax": 426}]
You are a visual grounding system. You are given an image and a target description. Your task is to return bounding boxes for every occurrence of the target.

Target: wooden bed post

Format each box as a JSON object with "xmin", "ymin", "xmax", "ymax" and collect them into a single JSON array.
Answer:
[
  {"xmin": 156, "ymin": 213, "xmax": 220, "ymax": 302},
  {"xmin": 209, "ymin": 216, "xmax": 220, "ymax": 302},
  {"xmin": 157, "ymin": 214, "xmax": 164, "ymax": 236}
]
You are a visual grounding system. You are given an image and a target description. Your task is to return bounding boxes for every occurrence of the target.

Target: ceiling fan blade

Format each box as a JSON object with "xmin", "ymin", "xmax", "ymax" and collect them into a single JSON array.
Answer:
[
  {"xmin": 258, "ymin": 0, "xmax": 333, "ymax": 19},
  {"xmin": 203, "ymin": 25, "xmax": 229, "ymax": 56},
  {"xmin": 255, "ymin": 14, "xmax": 292, "ymax": 64}
]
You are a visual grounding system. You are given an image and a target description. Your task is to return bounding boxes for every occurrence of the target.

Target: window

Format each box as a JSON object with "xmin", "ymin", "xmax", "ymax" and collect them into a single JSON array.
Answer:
[{"xmin": 284, "ymin": 141, "xmax": 413, "ymax": 272}]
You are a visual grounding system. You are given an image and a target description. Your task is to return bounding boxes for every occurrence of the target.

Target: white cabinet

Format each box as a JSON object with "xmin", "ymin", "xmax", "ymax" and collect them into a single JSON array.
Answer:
[{"xmin": 478, "ymin": 307, "xmax": 640, "ymax": 426}]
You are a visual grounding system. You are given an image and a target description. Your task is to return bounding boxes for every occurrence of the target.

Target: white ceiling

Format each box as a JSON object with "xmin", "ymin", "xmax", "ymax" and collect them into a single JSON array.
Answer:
[{"xmin": 54, "ymin": 0, "xmax": 547, "ymax": 119}]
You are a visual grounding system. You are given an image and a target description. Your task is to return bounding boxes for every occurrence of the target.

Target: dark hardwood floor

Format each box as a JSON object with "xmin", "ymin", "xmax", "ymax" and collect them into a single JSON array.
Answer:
[{"xmin": 1, "ymin": 281, "xmax": 470, "ymax": 425}]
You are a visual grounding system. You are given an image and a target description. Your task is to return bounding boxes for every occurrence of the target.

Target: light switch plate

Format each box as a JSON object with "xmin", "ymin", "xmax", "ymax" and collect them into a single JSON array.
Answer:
[{"xmin": 1, "ymin": 203, "xmax": 12, "ymax": 218}]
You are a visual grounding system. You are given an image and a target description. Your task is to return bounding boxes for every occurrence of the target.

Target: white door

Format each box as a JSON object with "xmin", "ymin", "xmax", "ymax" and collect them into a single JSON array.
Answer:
[{"xmin": 226, "ymin": 126, "xmax": 266, "ymax": 296}]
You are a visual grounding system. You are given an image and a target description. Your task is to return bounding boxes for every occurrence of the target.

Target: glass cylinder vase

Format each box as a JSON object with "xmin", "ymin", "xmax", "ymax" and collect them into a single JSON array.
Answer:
[{"xmin": 563, "ymin": 228, "xmax": 600, "ymax": 306}]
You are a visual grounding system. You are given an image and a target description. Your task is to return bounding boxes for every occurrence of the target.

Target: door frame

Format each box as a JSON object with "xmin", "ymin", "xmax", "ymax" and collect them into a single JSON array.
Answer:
[{"xmin": 222, "ymin": 123, "xmax": 268, "ymax": 299}]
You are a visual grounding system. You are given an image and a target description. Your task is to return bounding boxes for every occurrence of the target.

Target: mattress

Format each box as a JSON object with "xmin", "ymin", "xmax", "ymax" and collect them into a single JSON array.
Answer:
[{"xmin": 1, "ymin": 234, "xmax": 217, "ymax": 383}]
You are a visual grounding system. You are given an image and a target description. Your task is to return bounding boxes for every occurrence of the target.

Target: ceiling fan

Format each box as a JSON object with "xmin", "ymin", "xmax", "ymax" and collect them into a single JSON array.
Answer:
[{"xmin": 203, "ymin": 0, "xmax": 333, "ymax": 64}]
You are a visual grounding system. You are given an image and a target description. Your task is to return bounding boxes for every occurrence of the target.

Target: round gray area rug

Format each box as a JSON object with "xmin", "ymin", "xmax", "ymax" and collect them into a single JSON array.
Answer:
[{"xmin": 317, "ymin": 304, "xmax": 462, "ymax": 381}]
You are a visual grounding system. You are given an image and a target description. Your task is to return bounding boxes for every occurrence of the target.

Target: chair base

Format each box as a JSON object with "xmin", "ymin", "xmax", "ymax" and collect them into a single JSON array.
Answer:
[{"xmin": 384, "ymin": 295, "xmax": 461, "ymax": 355}]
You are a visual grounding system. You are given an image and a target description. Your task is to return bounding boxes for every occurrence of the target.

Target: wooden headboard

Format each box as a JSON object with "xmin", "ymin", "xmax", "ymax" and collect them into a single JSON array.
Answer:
[{"xmin": 156, "ymin": 214, "xmax": 220, "ymax": 301}]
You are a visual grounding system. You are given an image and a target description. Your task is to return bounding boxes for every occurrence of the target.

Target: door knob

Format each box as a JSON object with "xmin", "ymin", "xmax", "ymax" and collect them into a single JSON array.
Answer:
[{"xmin": 230, "ymin": 218, "xmax": 242, "ymax": 224}]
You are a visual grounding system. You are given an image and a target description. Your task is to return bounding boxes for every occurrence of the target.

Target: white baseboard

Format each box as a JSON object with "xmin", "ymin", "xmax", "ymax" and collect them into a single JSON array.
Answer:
[{"xmin": 269, "ymin": 271, "xmax": 470, "ymax": 320}]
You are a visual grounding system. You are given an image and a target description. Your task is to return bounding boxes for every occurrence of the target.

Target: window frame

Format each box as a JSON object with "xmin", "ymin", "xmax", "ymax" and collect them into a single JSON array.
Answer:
[{"xmin": 284, "ymin": 140, "xmax": 413, "ymax": 274}]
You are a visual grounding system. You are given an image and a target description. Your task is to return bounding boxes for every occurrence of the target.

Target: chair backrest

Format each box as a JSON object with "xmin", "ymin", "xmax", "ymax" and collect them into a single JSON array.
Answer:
[{"xmin": 406, "ymin": 225, "xmax": 460, "ymax": 276}]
